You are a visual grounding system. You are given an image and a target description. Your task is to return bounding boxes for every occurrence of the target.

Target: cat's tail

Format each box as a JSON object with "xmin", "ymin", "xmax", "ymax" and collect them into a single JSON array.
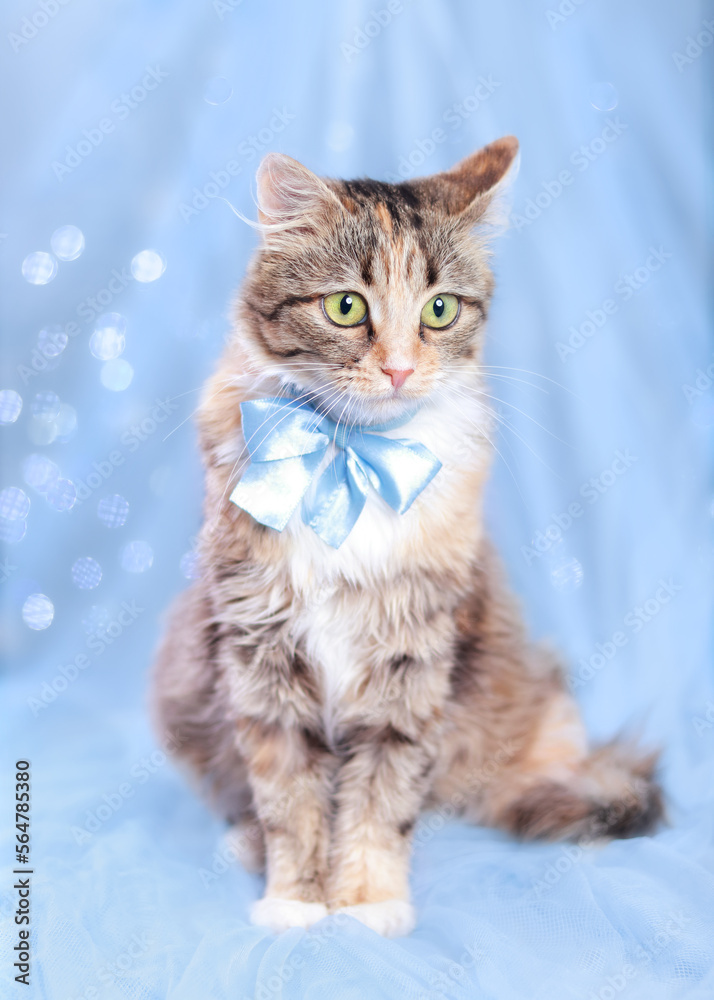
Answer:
[{"xmin": 492, "ymin": 743, "xmax": 664, "ymax": 842}]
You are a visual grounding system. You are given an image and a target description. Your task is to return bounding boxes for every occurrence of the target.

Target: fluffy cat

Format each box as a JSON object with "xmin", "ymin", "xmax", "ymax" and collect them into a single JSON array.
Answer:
[{"xmin": 152, "ymin": 137, "xmax": 662, "ymax": 938}]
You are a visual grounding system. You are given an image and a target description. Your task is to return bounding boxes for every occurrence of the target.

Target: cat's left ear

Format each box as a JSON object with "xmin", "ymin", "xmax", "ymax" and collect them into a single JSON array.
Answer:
[
  {"xmin": 426, "ymin": 136, "xmax": 519, "ymax": 227},
  {"xmin": 255, "ymin": 153, "xmax": 343, "ymax": 232}
]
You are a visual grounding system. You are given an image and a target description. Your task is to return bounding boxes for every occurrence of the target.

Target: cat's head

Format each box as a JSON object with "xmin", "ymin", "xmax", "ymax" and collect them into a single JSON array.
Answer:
[{"xmin": 236, "ymin": 136, "xmax": 518, "ymax": 424}]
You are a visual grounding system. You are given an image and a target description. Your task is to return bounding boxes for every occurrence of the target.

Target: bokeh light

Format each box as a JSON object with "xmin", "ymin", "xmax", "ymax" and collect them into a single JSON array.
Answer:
[
  {"xmin": 179, "ymin": 550, "xmax": 201, "ymax": 580},
  {"xmin": 130, "ymin": 249, "xmax": 166, "ymax": 282},
  {"xmin": 89, "ymin": 313, "xmax": 126, "ymax": 360},
  {"xmin": 121, "ymin": 540, "xmax": 154, "ymax": 572},
  {"xmin": 0, "ymin": 390, "xmax": 23, "ymax": 424},
  {"xmin": 203, "ymin": 77, "xmax": 233, "ymax": 105},
  {"xmin": 82, "ymin": 605, "xmax": 111, "ymax": 635},
  {"xmin": 38, "ymin": 325, "xmax": 69, "ymax": 358},
  {"xmin": 22, "ymin": 251, "xmax": 58, "ymax": 285},
  {"xmin": 97, "ymin": 494, "xmax": 130, "ymax": 528},
  {"xmin": 50, "ymin": 224, "xmax": 85, "ymax": 261},
  {"xmin": 0, "ymin": 517, "xmax": 27, "ymax": 544},
  {"xmin": 100, "ymin": 359, "xmax": 134, "ymax": 391},
  {"xmin": 22, "ymin": 593, "xmax": 54, "ymax": 630},
  {"xmin": 589, "ymin": 81, "xmax": 619, "ymax": 111},
  {"xmin": 54, "ymin": 403, "xmax": 78, "ymax": 443},
  {"xmin": 23, "ymin": 454, "xmax": 59, "ymax": 492},
  {"xmin": 550, "ymin": 555, "xmax": 584, "ymax": 591},
  {"xmin": 0, "ymin": 486, "xmax": 30, "ymax": 521},
  {"xmin": 71, "ymin": 557, "xmax": 103, "ymax": 590},
  {"xmin": 45, "ymin": 478, "xmax": 77, "ymax": 512},
  {"xmin": 31, "ymin": 390, "xmax": 61, "ymax": 422}
]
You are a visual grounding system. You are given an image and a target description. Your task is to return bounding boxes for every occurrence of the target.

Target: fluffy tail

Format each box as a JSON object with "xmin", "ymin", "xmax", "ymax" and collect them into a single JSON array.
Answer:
[{"xmin": 496, "ymin": 744, "xmax": 664, "ymax": 842}]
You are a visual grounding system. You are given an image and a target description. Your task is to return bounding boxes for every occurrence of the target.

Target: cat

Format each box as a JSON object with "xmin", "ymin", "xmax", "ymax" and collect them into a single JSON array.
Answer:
[{"xmin": 151, "ymin": 136, "xmax": 662, "ymax": 938}]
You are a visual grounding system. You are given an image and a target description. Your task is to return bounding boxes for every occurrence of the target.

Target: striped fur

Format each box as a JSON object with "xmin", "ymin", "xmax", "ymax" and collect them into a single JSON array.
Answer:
[{"xmin": 152, "ymin": 138, "xmax": 662, "ymax": 937}]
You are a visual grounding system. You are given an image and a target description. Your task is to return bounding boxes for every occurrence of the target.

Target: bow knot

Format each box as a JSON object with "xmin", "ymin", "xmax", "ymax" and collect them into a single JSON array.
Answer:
[{"xmin": 229, "ymin": 396, "xmax": 441, "ymax": 548}]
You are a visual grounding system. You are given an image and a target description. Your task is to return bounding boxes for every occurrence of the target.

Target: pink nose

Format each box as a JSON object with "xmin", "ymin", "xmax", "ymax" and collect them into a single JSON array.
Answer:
[{"xmin": 382, "ymin": 368, "xmax": 414, "ymax": 389}]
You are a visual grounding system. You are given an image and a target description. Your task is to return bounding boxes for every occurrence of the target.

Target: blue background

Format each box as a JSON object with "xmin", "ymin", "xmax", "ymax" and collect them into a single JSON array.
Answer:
[{"xmin": 1, "ymin": 0, "xmax": 713, "ymax": 997}]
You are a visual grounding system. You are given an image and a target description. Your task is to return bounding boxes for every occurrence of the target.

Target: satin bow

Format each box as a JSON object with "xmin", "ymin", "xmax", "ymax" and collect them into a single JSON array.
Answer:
[{"xmin": 229, "ymin": 396, "xmax": 442, "ymax": 548}]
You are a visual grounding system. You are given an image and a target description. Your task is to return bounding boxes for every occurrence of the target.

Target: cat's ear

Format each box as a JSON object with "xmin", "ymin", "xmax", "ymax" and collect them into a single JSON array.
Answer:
[
  {"xmin": 255, "ymin": 153, "xmax": 342, "ymax": 233},
  {"xmin": 429, "ymin": 136, "xmax": 519, "ymax": 226}
]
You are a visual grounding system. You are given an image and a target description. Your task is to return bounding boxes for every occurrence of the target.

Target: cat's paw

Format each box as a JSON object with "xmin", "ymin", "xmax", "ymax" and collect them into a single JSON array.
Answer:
[
  {"xmin": 250, "ymin": 896, "xmax": 328, "ymax": 933},
  {"xmin": 336, "ymin": 899, "xmax": 416, "ymax": 938}
]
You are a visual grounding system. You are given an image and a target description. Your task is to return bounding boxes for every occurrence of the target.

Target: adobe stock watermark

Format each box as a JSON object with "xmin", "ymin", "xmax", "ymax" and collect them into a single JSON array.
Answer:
[
  {"xmin": 27, "ymin": 599, "xmax": 144, "ymax": 715},
  {"xmin": 587, "ymin": 911, "xmax": 690, "ymax": 1000},
  {"xmin": 18, "ymin": 260, "xmax": 138, "ymax": 384},
  {"xmin": 384, "ymin": 76, "xmax": 501, "ymax": 182},
  {"xmin": 522, "ymin": 449, "xmax": 637, "ymax": 565},
  {"xmin": 213, "ymin": 0, "xmax": 244, "ymax": 19},
  {"xmin": 510, "ymin": 118, "xmax": 628, "ymax": 232},
  {"xmin": 179, "ymin": 108, "xmax": 296, "ymax": 222},
  {"xmin": 569, "ymin": 577, "xmax": 682, "ymax": 690},
  {"xmin": 1, "ymin": 556, "xmax": 18, "ymax": 584},
  {"xmin": 68, "ymin": 934, "xmax": 151, "ymax": 1000},
  {"xmin": 413, "ymin": 739, "xmax": 522, "ymax": 850},
  {"xmin": 7, "ymin": 0, "xmax": 71, "ymax": 53},
  {"xmin": 555, "ymin": 246, "xmax": 672, "ymax": 361},
  {"xmin": 52, "ymin": 66, "xmax": 169, "ymax": 181},
  {"xmin": 237, "ymin": 914, "xmax": 351, "ymax": 1000},
  {"xmin": 71, "ymin": 397, "xmax": 179, "ymax": 506},
  {"xmin": 545, "ymin": 0, "xmax": 588, "ymax": 31},
  {"xmin": 341, "ymin": 1, "xmax": 413, "ymax": 62},
  {"xmin": 681, "ymin": 357, "xmax": 714, "ymax": 404},
  {"xmin": 71, "ymin": 731, "xmax": 183, "ymax": 846},
  {"xmin": 417, "ymin": 939, "xmax": 486, "ymax": 1000},
  {"xmin": 691, "ymin": 701, "xmax": 714, "ymax": 738},
  {"xmin": 672, "ymin": 18, "xmax": 714, "ymax": 72}
]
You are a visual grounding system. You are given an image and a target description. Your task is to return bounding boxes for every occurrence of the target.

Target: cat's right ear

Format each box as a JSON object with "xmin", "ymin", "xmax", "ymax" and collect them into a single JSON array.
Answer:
[
  {"xmin": 430, "ymin": 136, "xmax": 520, "ymax": 229},
  {"xmin": 255, "ymin": 154, "xmax": 342, "ymax": 234}
]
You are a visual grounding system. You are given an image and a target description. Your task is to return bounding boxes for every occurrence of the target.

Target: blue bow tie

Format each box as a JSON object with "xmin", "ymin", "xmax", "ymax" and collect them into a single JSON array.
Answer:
[{"xmin": 229, "ymin": 396, "xmax": 442, "ymax": 548}]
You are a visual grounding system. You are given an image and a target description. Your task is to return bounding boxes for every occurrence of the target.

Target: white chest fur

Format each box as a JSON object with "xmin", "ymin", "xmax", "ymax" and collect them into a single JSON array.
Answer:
[{"xmin": 284, "ymin": 391, "xmax": 490, "ymax": 738}]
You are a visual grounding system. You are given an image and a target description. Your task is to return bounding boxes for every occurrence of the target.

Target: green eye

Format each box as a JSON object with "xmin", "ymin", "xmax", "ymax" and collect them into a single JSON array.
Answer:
[
  {"xmin": 421, "ymin": 293, "xmax": 459, "ymax": 329},
  {"xmin": 323, "ymin": 291, "xmax": 368, "ymax": 327}
]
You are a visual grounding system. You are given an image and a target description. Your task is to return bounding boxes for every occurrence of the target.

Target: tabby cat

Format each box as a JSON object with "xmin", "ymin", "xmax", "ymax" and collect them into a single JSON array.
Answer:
[{"xmin": 152, "ymin": 137, "xmax": 662, "ymax": 937}]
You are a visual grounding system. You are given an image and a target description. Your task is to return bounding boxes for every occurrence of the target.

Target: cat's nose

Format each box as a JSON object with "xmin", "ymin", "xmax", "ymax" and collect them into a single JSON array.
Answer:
[{"xmin": 382, "ymin": 368, "xmax": 415, "ymax": 389}]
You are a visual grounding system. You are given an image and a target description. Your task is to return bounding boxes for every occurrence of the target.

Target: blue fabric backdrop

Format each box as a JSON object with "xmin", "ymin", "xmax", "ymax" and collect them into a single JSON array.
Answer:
[{"xmin": 1, "ymin": 0, "xmax": 713, "ymax": 997}]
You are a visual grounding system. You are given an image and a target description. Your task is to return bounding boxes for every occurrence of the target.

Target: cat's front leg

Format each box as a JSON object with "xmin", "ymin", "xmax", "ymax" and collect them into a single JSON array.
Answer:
[
  {"xmin": 328, "ymin": 721, "xmax": 440, "ymax": 938},
  {"xmin": 237, "ymin": 716, "xmax": 334, "ymax": 932}
]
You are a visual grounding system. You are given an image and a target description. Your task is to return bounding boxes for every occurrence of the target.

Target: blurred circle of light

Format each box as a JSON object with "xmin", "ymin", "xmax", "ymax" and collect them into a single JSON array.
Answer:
[
  {"xmin": 550, "ymin": 556, "xmax": 584, "ymax": 592},
  {"xmin": 0, "ymin": 517, "xmax": 27, "ymax": 544},
  {"xmin": 71, "ymin": 556, "xmax": 102, "ymax": 590},
  {"xmin": 97, "ymin": 494, "xmax": 130, "ymax": 528},
  {"xmin": 203, "ymin": 77, "xmax": 233, "ymax": 105},
  {"xmin": 50, "ymin": 225, "xmax": 85, "ymax": 261},
  {"xmin": 180, "ymin": 550, "xmax": 201, "ymax": 580},
  {"xmin": 326, "ymin": 121, "xmax": 355, "ymax": 153},
  {"xmin": 131, "ymin": 249, "xmax": 166, "ymax": 282},
  {"xmin": 31, "ymin": 390, "xmax": 61, "ymax": 422},
  {"xmin": 82, "ymin": 605, "xmax": 110, "ymax": 635},
  {"xmin": 121, "ymin": 540, "xmax": 154, "ymax": 573},
  {"xmin": 23, "ymin": 454, "xmax": 59, "ymax": 492},
  {"xmin": 38, "ymin": 325, "xmax": 69, "ymax": 358},
  {"xmin": 0, "ymin": 389, "xmax": 23, "ymax": 424},
  {"xmin": 54, "ymin": 403, "xmax": 78, "ymax": 443},
  {"xmin": 589, "ymin": 82, "xmax": 619, "ymax": 111},
  {"xmin": 22, "ymin": 251, "xmax": 58, "ymax": 285},
  {"xmin": 45, "ymin": 477, "xmax": 77, "ymax": 512},
  {"xmin": 22, "ymin": 593, "xmax": 54, "ymax": 630},
  {"xmin": 100, "ymin": 359, "xmax": 134, "ymax": 391},
  {"xmin": 28, "ymin": 418, "xmax": 58, "ymax": 446},
  {"xmin": 90, "ymin": 313, "xmax": 126, "ymax": 360},
  {"xmin": 0, "ymin": 487, "xmax": 30, "ymax": 521}
]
